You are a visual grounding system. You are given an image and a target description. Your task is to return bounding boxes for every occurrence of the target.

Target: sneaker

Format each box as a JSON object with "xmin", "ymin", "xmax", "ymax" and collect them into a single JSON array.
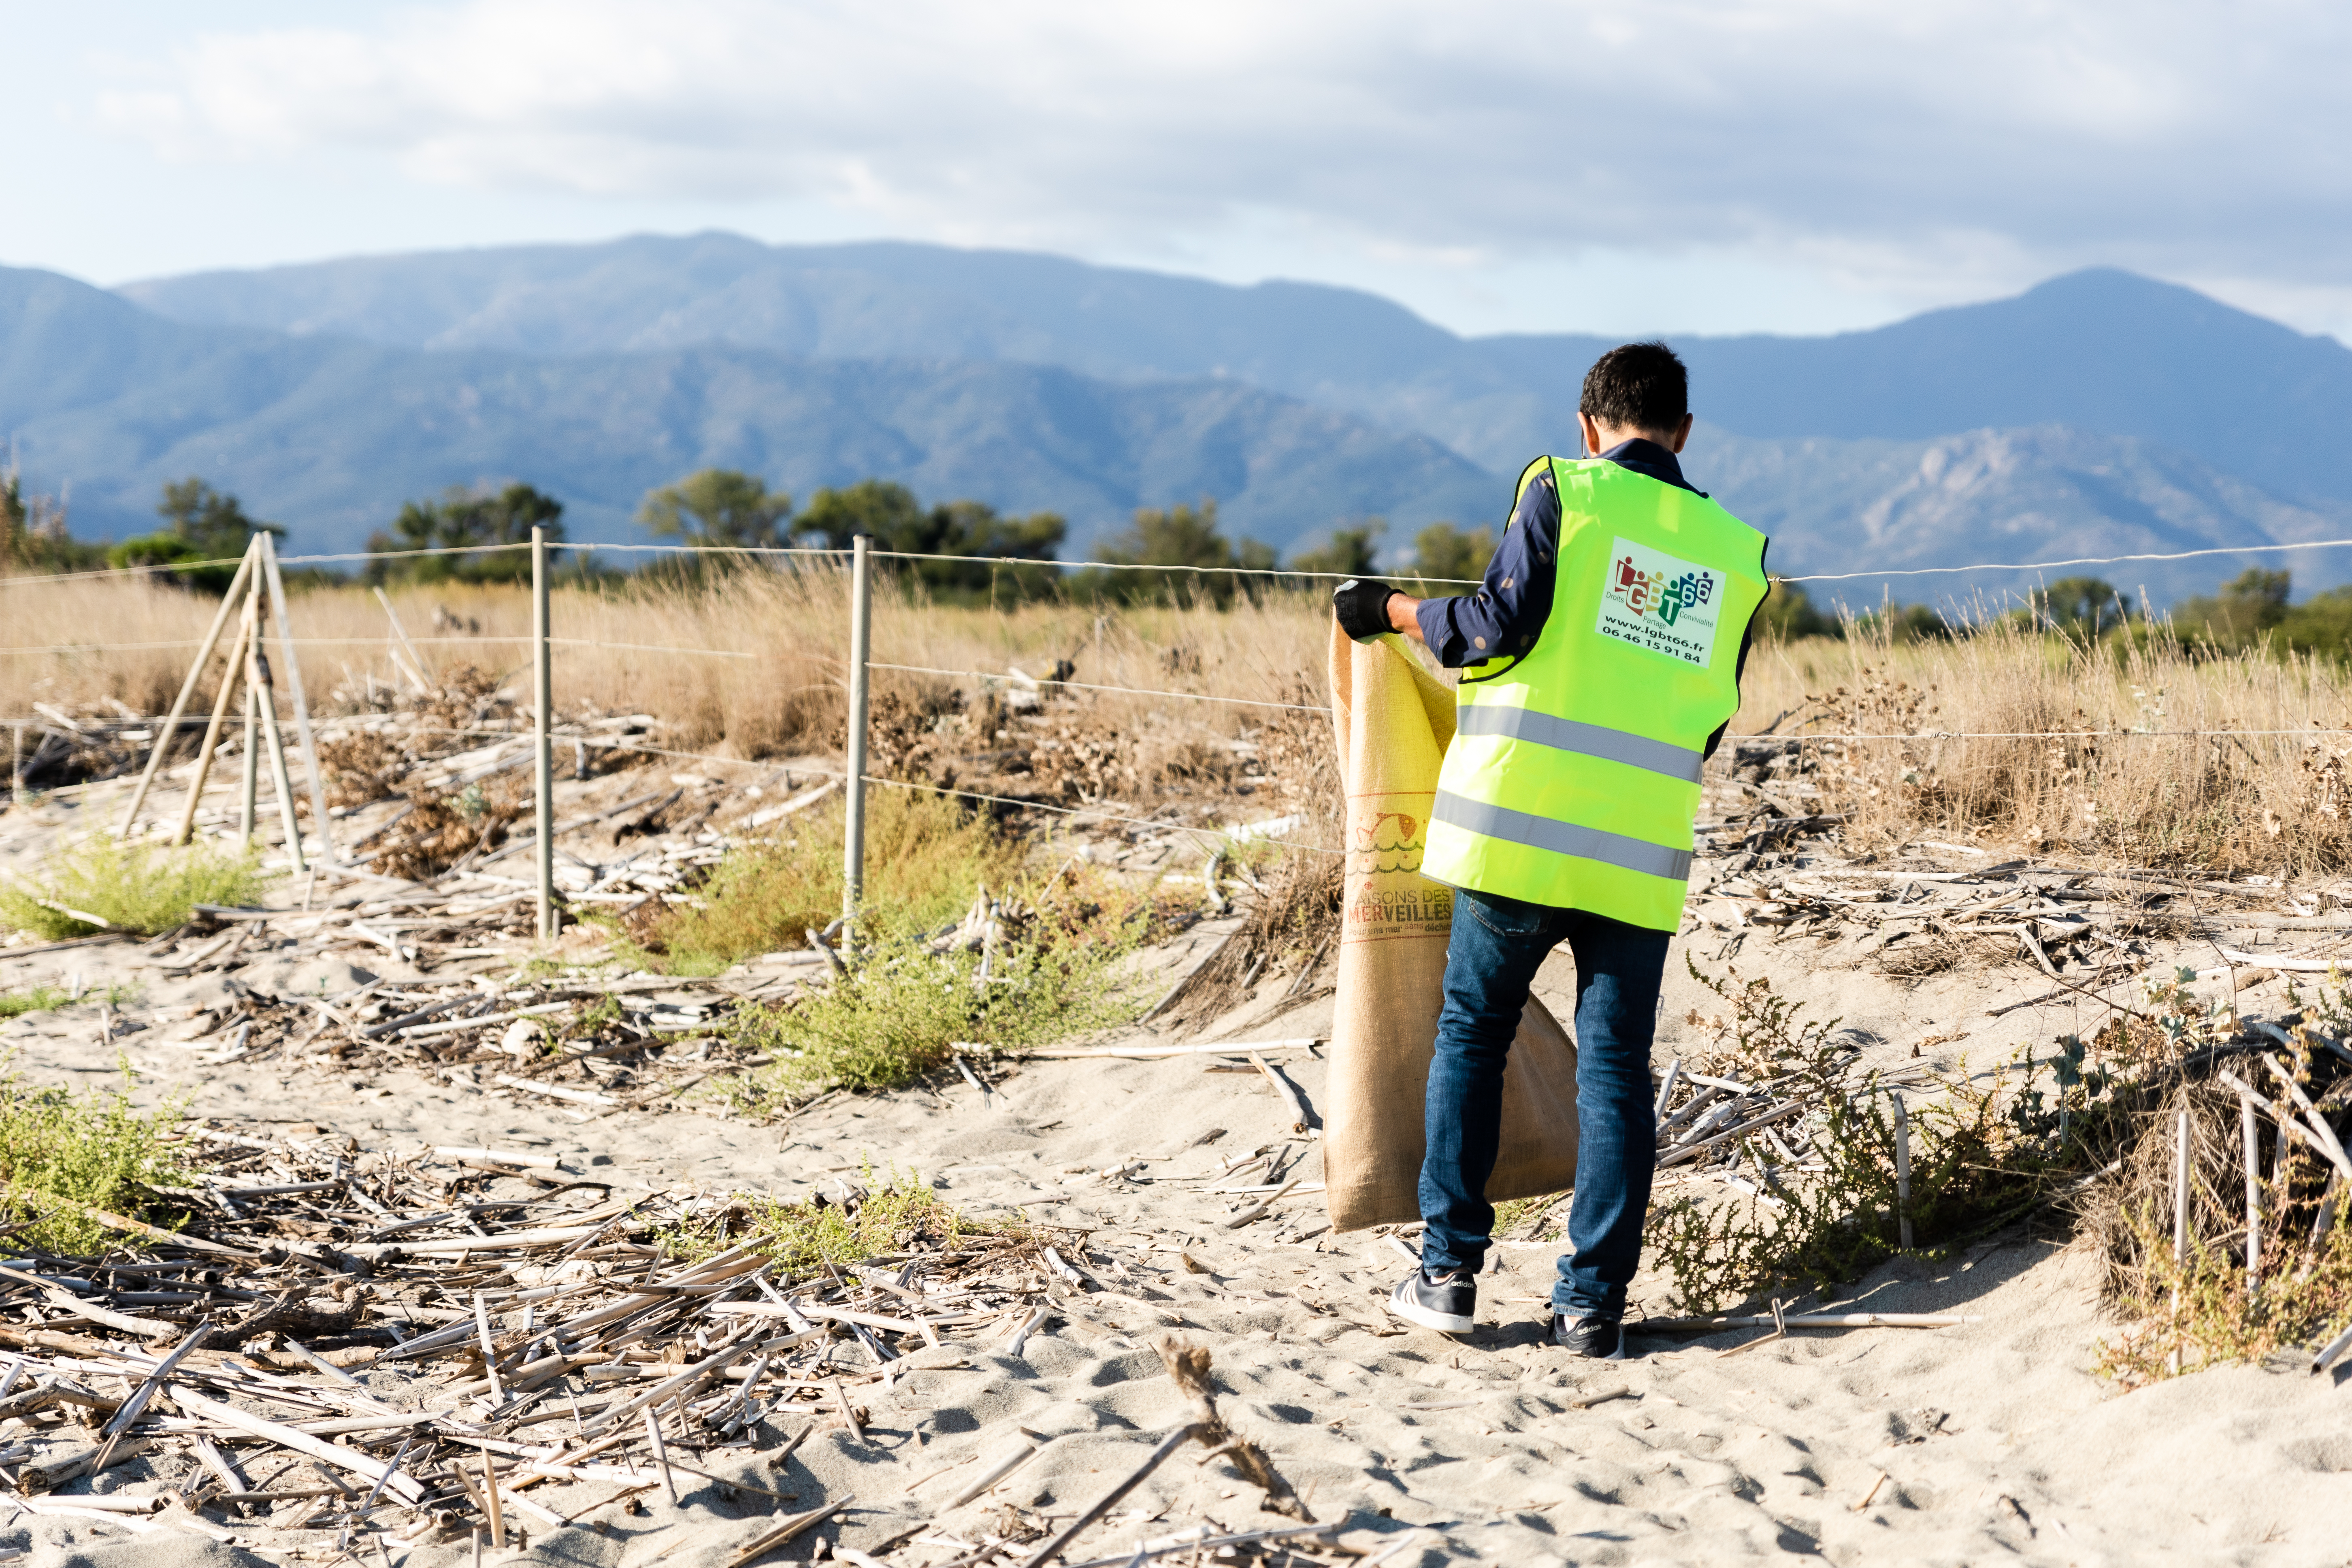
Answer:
[
  {"xmin": 1386, "ymin": 1268, "xmax": 1476, "ymax": 1334},
  {"xmin": 1551, "ymin": 1312, "xmax": 1625, "ymax": 1359}
]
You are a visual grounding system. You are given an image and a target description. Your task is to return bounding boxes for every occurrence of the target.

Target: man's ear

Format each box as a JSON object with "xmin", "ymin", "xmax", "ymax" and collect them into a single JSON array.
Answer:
[{"xmin": 1666, "ymin": 412, "xmax": 1695, "ymax": 454}]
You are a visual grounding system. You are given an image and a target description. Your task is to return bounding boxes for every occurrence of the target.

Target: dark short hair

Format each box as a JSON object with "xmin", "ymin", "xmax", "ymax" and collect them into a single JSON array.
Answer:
[{"xmin": 1579, "ymin": 341, "xmax": 1688, "ymax": 434}]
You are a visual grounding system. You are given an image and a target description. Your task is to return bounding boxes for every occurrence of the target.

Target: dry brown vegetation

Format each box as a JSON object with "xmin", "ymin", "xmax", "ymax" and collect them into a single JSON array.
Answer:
[
  {"xmin": 1741, "ymin": 621, "xmax": 2352, "ymax": 875},
  {"xmin": 2, "ymin": 567, "xmax": 1334, "ymax": 824},
  {"xmin": 11, "ymin": 570, "xmax": 2352, "ymax": 876}
]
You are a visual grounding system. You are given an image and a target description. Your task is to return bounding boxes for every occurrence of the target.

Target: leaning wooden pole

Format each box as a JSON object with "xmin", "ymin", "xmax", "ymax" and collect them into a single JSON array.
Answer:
[
  {"xmin": 238, "ymin": 683, "xmax": 259, "ymax": 842},
  {"xmin": 117, "ymin": 537, "xmax": 259, "ymax": 836},
  {"xmin": 171, "ymin": 586, "xmax": 260, "ymax": 847},
  {"xmin": 258, "ymin": 533, "xmax": 334, "ymax": 865},
  {"xmin": 248, "ymin": 635, "xmax": 306, "ymax": 873}
]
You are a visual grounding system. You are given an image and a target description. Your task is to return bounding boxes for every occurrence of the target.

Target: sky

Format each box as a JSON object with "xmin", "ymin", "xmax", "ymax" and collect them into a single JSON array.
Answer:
[{"xmin": 10, "ymin": 0, "xmax": 2352, "ymax": 341}]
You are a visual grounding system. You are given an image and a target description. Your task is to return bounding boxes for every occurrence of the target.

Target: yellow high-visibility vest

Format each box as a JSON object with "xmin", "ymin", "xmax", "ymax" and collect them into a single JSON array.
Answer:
[{"xmin": 1420, "ymin": 454, "xmax": 1769, "ymax": 930}]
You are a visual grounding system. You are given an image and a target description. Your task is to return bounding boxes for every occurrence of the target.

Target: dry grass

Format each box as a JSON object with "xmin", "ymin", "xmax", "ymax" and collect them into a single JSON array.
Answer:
[
  {"xmin": 3, "ymin": 568, "xmax": 1334, "ymax": 811},
  {"xmin": 1743, "ymin": 620, "xmax": 2352, "ymax": 874},
  {"xmin": 1157, "ymin": 852, "xmax": 1344, "ymax": 1029},
  {"xmin": 15, "ymin": 571, "xmax": 2352, "ymax": 876}
]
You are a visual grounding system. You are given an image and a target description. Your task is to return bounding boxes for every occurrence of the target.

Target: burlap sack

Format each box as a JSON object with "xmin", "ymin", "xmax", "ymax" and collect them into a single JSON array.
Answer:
[{"xmin": 1322, "ymin": 622, "xmax": 1581, "ymax": 1232}]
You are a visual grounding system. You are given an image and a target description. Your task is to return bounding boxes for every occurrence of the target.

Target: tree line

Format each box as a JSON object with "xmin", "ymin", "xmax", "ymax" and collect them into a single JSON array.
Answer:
[
  {"xmin": 57, "ymin": 469, "xmax": 2352, "ymax": 660},
  {"xmin": 64, "ymin": 468, "xmax": 1504, "ymax": 607}
]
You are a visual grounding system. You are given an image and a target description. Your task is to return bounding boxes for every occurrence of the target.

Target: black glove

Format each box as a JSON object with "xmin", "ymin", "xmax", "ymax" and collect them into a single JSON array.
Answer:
[{"xmin": 1333, "ymin": 578, "xmax": 1400, "ymax": 642}]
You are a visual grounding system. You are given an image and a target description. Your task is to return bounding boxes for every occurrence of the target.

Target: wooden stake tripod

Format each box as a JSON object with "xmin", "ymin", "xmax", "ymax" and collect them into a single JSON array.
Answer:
[{"xmin": 116, "ymin": 536, "xmax": 307, "ymax": 868}]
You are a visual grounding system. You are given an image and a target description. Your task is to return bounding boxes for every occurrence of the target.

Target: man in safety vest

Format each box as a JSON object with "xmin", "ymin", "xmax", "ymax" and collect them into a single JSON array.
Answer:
[{"xmin": 1332, "ymin": 341, "xmax": 1768, "ymax": 1359}]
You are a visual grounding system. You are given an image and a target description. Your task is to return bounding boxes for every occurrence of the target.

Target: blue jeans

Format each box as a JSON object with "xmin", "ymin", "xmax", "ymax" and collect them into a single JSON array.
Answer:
[{"xmin": 1415, "ymin": 887, "xmax": 1671, "ymax": 1321}]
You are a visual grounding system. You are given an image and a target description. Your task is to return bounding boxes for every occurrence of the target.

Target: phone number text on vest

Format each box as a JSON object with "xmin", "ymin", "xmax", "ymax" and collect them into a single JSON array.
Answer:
[{"xmin": 1594, "ymin": 535, "xmax": 1723, "ymax": 669}]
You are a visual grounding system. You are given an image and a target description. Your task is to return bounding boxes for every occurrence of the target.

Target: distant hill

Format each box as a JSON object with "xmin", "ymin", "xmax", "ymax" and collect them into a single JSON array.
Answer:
[
  {"xmin": 2, "ymin": 265, "xmax": 1497, "ymax": 553},
  {"xmin": 1691, "ymin": 423, "xmax": 2352, "ymax": 610},
  {"xmin": 125, "ymin": 237, "xmax": 2352, "ymax": 507},
  {"xmin": 3, "ymin": 239, "xmax": 2346, "ymax": 603}
]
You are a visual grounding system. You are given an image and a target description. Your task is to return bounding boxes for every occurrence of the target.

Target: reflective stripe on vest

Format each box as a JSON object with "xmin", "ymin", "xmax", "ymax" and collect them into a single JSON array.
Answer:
[
  {"xmin": 1433, "ymin": 790, "xmax": 1694, "ymax": 882},
  {"xmin": 1451, "ymin": 703, "xmax": 1706, "ymax": 784}
]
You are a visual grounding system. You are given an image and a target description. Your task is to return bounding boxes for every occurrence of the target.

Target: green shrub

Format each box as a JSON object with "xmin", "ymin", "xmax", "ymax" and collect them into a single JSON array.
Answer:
[
  {"xmin": 2096, "ymin": 1188, "xmax": 2352, "ymax": 1386},
  {"xmin": 661, "ymin": 1161, "xmax": 994, "ymax": 1273},
  {"xmin": 0, "ymin": 1063, "xmax": 193, "ymax": 1254},
  {"xmin": 728, "ymin": 933, "xmax": 1144, "ymax": 1100},
  {"xmin": 622, "ymin": 789, "xmax": 1025, "ymax": 975},
  {"xmin": 1647, "ymin": 962, "xmax": 2056, "ymax": 1313},
  {"xmin": 0, "ymin": 835, "xmax": 270, "ymax": 939},
  {"xmin": 0, "ymin": 986, "xmax": 70, "ymax": 1020}
]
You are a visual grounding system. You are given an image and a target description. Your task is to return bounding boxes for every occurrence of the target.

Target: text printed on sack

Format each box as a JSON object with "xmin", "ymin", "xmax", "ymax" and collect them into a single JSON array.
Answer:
[{"xmin": 1344, "ymin": 801, "xmax": 1455, "ymax": 942}]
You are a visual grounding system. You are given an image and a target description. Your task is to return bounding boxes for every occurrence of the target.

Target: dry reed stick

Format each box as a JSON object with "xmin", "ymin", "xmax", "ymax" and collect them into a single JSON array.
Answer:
[
  {"xmin": 482, "ymin": 1453, "xmax": 505, "ymax": 1550},
  {"xmin": 945, "ymin": 1429, "xmax": 1052, "ymax": 1509},
  {"xmin": 2242, "ymin": 1093, "xmax": 2263, "ymax": 1293},
  {"xmin": 1018, "ymin": 1422, "xmax": 1199, "ymax": 1568},
  {"xmin": 641, "ymin": 1409, "xmax": 677, "ymax": 1504},
  {"xmin": 173, "ymin": 586, "xmax": 259, "ymax": 846},
  {"xmin": 2172, "ymin": 1109, "xmax": 2190, "ymax": 1376},
  {"xmin": 115, "ymin": 537, "xmax": 257, "ymax": 833},
  {"xmin": 1892, "ymin": 1093, "xmax": 1914, "ymax": 1251},
  {"xmin": 725, "ymin": 1496, "xmax": 852, "ymax": 1568}
]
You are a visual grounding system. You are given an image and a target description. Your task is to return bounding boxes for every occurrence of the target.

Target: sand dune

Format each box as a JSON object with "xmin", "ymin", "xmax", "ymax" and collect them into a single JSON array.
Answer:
[{"xmin": 5, "ymin": 814, "xmax": 2352, "ymax": 1563}]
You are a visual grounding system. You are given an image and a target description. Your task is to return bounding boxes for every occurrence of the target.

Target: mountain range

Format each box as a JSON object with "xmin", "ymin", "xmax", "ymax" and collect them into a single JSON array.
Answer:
[{"xmin": 2, "ymin": 233, "xmax": 2348, "ymax": 605}]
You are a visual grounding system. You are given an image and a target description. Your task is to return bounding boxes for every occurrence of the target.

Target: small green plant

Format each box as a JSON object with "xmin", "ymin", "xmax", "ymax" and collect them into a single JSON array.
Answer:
[
  {"xmin": 2095, "ymin": 1176, "xmax": 2352, "ymax": 1386},
  {"xmin": 618, "ymin": 790, "xmax": 1026, "ymax": 974},
  {"xmin": 1647, "ymin": 961, "xmax": 2058, "ymax": 1313},
  {"xmin": 661, "ymin": 1161, "xmax": 994, "ymax": 1272},
  {"xmin": 0, "ymin": 1061, "xmax": 194, "ymax": 1254},
  {"xmin": 727, "ymin": 933, "xmax": 1143, "ymax": 1100},
  {"xmin": 0, "ymin": 986, "xmax": 70, "ymax": 1020},
  {"xmin": 1492, "ymin": 1190, "xmax": 1568, "ymax": 1240},
  {"xmin": 0, "ymin": 834, "xmax": 270, "ymax": 939}
]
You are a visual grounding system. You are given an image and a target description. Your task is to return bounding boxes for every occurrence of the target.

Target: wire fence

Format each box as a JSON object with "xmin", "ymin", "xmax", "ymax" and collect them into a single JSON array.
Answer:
[
  {"xmin": 1779, "ymin": 536, "xmax": 2352, "ymax": 583},
  {"xmin": 9, "ymin": 712, "xmax": 1337, "ymax": 857},
  {"xmin": 11, "ymin": 532, "xmax": 2352, "ymax": 592},
  {"xmin": 17, "ymin": 524, "xmax": 2352, "ymax": 929},
  {"xmin": 868, "ymin": 662, "xmax": 1332, "ymax": 714},
  {"xmin": 2, "ymin": 636, "xmax": 754, "ymax": 659}
]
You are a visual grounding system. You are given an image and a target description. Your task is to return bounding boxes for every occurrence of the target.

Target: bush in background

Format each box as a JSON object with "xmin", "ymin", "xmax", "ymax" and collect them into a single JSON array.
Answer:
[
  {"xmin": 0, "ymin": 1065, "xmax": 194, "ymax": 1255},
  {"xmin": 104, "ymin": 479, "xmax": 282, "ymax": 595},
  {"xmin": 0, "ymin": 835, "xmax": 270, "ymax": 940},
  {"xmin": 795, "ymin": 478, "xmax": 1067, "ymax": 606},
  {"xmin": 1076, "ymin": 500, "xmax": 1278, "ymax": 607},
  {"xmin": 1404, "ymin": 522, "xmax": 1496, "ymax": 589},
  {"xmin": 618, "ymin": 788, "xmax": 1027, "ymax": 974}
]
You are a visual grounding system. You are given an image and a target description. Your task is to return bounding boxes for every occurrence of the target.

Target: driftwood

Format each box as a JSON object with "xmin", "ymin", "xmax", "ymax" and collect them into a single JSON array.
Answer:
[
  {"xmin": 0, "ymin": 1121, "xmax": 1242, "ymax": 1564},
  {"xmin": 1151, "ymin": 1336, "xmax": 1311, "ymax": 1522}
]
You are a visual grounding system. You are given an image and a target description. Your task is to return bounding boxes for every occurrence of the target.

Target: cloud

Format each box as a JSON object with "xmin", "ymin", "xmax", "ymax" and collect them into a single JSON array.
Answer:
[{"xmin": 97, "ymin": 0, "xmax": 2352, "ymax": 303}]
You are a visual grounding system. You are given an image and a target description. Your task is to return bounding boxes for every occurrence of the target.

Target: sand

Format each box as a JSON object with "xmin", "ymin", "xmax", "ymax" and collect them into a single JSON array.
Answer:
[{"xmin": 5, "ymin": 784, "xmax": 2352, "ymax": 1564}]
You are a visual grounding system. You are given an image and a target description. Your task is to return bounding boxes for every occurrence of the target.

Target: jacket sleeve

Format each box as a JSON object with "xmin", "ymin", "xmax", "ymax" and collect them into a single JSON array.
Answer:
[{"xmin": 1413, "ymin": 470, "xmax": 1561, "ymax": 669}]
